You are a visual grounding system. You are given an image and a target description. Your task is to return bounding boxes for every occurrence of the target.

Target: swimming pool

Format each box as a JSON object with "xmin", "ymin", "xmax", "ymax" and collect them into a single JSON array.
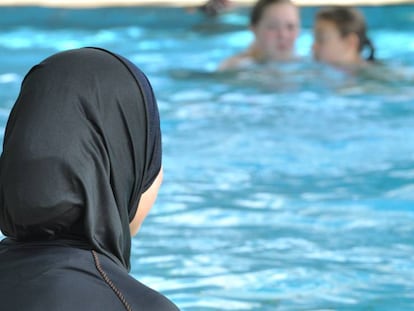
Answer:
[{"xmin": 1, "ymin": 4, "xmax": 414, "ymax": 310}]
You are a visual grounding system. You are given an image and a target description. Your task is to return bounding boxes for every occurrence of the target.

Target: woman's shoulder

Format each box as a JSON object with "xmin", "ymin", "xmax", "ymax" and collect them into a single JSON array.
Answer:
[
  {"xmin": 218, "ymin": 52, "xmax": 256, "ymax": 71},
  {"xmin": 97, "ymin": 251, "xmax": 180, "ymax": 311},
  {"xmin": 0, "ymin": 243, "xmax": 180, "ymax": 311}
]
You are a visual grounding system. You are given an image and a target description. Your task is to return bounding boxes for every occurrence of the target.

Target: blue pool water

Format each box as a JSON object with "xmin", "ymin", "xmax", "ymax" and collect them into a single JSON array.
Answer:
[{"xmin": 1, "ymin": 4, "xmax": 414, "ymax": 310}]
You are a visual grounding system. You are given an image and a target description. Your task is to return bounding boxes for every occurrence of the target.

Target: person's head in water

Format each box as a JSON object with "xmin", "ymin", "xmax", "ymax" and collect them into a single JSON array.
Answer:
[
  {"xmin": 312, "ymin": 6, "xmax": 375, "ymax": 67},
  {"xmin": 250, "ymin": 0, "xmax": 300, "ymax": 61},
  {"xmin": 0, "ymin": 47, "xmax": 163, "ymax": 270}
]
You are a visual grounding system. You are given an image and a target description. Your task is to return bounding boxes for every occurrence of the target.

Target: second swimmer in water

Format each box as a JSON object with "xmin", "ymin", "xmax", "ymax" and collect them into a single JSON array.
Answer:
[{"xmin": 312, "ymin": 6, "xmax": 376, "ymax": 71}]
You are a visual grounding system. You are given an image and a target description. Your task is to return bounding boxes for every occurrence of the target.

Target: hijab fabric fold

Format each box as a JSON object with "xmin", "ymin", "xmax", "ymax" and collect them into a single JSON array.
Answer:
[{"xmin": 0, "ymin": 47, "xmax": 162, "ymax": 270}]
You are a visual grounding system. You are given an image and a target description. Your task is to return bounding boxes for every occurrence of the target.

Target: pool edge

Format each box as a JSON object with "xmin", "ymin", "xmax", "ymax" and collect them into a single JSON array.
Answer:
[{"xmin": 1, "ymin": 0, "xmax": 413, "ymax": 8}]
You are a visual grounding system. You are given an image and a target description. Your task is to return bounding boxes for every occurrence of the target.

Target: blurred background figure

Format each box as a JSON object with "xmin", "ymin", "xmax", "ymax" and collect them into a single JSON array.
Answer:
[
  {"xmin": 219, "ymin": 0, "xmax": 300, "ymax": 70},
  {"xmin": 200, "ymin": 0, "xmax": 233, "ymax": 16},
  {"xmin": 186, "ymin": 0, "xmax": 233, "ymax": 16},
  {"xmin": 312, "ymin": 6, "xmax": 376, "ymax": 70}
]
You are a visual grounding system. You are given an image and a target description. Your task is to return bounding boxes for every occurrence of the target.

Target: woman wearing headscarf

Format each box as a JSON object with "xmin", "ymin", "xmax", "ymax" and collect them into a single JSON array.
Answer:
[{"xmin": 0, "ymin": 47, "xmax": 179, "ymax": 311}]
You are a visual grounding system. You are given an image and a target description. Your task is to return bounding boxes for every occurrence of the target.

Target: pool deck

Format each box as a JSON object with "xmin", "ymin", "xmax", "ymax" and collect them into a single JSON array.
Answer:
[{"xmin": 1, "ymin": 0, "xmax": 413, "ymax": 7}]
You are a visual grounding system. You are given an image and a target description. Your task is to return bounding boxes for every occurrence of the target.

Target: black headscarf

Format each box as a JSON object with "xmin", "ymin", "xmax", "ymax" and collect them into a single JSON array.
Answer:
[{"xmin": 0, "ymin": 47, "xmax": 162, "ymax": 271}]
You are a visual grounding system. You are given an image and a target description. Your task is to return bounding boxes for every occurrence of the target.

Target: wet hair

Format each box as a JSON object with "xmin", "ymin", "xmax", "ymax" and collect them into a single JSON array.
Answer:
[
  {"xmin": 316, "ymin": 6, "xmax": 375, "ymax": 61},
  {"xmin": 250, "ymin": 0, "xmax": 296, "ymax": 26}
]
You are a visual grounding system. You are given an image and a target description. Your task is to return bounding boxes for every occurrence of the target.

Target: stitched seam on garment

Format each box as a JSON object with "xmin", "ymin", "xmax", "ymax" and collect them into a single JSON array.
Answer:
[{"xmin": 91, "ymin": 250, "xmax": 133, "ymax": 311}]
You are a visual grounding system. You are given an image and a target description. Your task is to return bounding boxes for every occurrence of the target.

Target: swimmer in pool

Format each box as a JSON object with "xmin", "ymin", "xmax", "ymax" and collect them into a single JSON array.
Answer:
[
  {"xmin": 0, "ymin": 47, "xmax": 179, "ymax": 311},
  {"xmin": 312, "ymin": 6, "xmax": 376, "ymax": 71},
  {"xmin": 200, "ymin": 0, "xmax": 232, "ymax": 16},
  {"xmin": 187, "ymin": 0, "xmax": 233, "ymax": 17},
  {"xmin": 218, "ymin": 0, "xmax": 300, "ymax": 70}
]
